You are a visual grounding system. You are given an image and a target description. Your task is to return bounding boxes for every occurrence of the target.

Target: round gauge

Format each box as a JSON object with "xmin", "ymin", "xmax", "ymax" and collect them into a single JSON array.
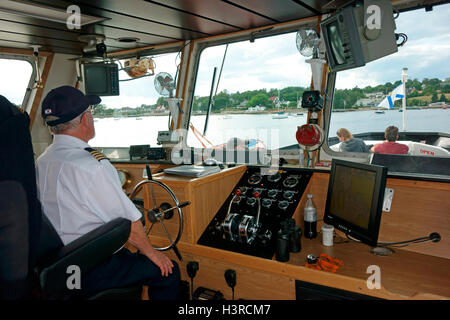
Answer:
[
  {"xmin": 262, "ymin": 199, "xmax": 273, "ymax": 208},
  {"xmin": 246, "ymin": 197, "xmax": 257, "ymax": 207},
  {"xmin": 278, "ymin": 200, "xmax": 289, "ymax": 210},
  {"xmin": 283, "ymin": 191, "xmax": 295, "ymax": 200},
  {"xmin": 267, "ymin": 172, "xmax": 281, "ymax": 183},
  {"xmin": 232, "ymin": 195, "xmax": 242, "ymax": 204},
  {"xmin": 253, "ymin": 187, "xmax": 263, "ymax": 195},
  {"xmin": 116, "ymin": 169, "xmax": 131, "ymax": 189},
  {"xmin": 282, "ymin": 176, "xmax": 298, "ymax": 188},
  {"xmin": 302, "ymin": 91, "xmax": 321, "ymax": 109},
  {"xmin": 239, "ymin": 186, "xmax": 249, "ymax": 195},
  {"xmin": 268, "ymin": 189, "xmax": 278, "ymax": 198},
  {"xmin": 248, "ymin": 173, "xmax": 262, "ymax": 185}
]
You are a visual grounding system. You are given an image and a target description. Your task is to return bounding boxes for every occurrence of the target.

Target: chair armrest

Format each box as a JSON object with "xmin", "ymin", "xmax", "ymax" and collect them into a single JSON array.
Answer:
[{"xmin": 38, "ymin": 218, "xmax": 131, "ymax": 298}]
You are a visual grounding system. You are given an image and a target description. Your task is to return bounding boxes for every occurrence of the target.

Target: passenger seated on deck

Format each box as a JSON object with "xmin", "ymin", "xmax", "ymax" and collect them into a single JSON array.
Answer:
[
  {"xmin": 336, "ymin": 128, "xmax": 371, "ymax": 152},
  {"xmin": 36, "ymin": 86, "xmax": 180, "ymax": 300},
  {"xmin": 370, "ymin": 125, "xmax": 409, "ymax": 155}
]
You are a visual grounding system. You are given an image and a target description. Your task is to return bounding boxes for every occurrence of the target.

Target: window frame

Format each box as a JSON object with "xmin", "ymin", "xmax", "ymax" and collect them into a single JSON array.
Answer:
[
  {"xmin": 0, "ymin": 54, "xmax": 36, "ymax": 112},
  {"xmin": 184, "ymin": 19, "xmax": 319, "ymax": 154}
]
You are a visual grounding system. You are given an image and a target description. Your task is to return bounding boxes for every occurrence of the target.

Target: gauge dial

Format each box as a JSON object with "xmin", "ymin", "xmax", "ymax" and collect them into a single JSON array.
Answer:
[
  {"xmin": 278, "ymin": 200, "xmax": 289, "ymax": 210},
  {"xmin": 283, "ymin": 191, "xmax": 295, "ymax": 200},
  {"xmin": 268, "ymin": 189, "xmax": 278, "ymax": 198},
  {"xmin": 262, "ymin": 199, "xmax": 273, "ymax": 208},
  {"xmin": 248, "ymin": 173, "xmax": 262, "ymax": 185},
  {"xmin": 239, "ymin": 186, "xmax": 249, "ymax": 195},
  {"xmin": 246, "ymin": 197, "xmax": 257, "ymax": 207},
  {"xmin": 253, "ymin": 187, "xmax": 263, "ymax": 195},
  {"xmin": 267, "ymin": 172, "xmax": 281, "ymax": 183},
  {"xmin": 232, "ymin": 195, "xmax": 242, "ymax": 204},
  {"xmin": 283, "ymin": 176, "xmax": 298, "ymax": 188}
]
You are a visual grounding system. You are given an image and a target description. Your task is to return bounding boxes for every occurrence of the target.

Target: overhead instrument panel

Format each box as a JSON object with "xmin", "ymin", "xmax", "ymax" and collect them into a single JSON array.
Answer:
[{"xmin": 198, "ymin": 167, "xmax": 311, "ymax": 259}]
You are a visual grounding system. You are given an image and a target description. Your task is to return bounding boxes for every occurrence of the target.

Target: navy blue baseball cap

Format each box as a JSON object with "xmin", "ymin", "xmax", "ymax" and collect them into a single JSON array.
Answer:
[{"xmin": 41, "ymin": 86, "xmax": 101, "ymax": 126}]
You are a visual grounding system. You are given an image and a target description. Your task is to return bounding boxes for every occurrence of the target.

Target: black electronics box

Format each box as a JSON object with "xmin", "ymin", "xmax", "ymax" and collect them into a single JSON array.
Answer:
[
  {"xmin": 129, "ymin": 144, "xmax": 150, "ymax": 160},
  {"xmin": 147, "ymin": 147, "xmax": 166, "ymax": 160}
]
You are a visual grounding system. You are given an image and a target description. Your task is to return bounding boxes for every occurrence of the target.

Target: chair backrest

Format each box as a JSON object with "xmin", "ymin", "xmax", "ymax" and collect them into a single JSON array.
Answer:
[{"xmin": 0, "ymin": 95, "xmax": 42, "ymax": 270}]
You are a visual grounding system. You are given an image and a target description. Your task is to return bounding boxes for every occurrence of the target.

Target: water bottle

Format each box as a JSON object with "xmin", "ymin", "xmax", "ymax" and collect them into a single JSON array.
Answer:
[{"xmin": 304, "ymin": 194, "xmax": 317, "ymax": 239}]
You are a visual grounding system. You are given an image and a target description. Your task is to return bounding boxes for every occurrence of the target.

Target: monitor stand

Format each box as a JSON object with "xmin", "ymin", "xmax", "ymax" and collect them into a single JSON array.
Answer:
[{"xmin": 370, "ymin": 246, "xmax": 395, "ymax": 256}]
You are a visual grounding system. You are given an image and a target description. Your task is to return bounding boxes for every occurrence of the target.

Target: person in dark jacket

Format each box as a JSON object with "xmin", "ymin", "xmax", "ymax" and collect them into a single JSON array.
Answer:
[{"xmin": 336, "ymin": 128, "xmax": 371, "ymax": 153}]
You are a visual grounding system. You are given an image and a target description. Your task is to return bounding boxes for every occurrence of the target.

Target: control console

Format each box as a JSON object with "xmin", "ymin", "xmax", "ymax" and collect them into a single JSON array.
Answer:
[{"xmin": 198, "ymin": 167, "xmax": 311, "ymax": 259}]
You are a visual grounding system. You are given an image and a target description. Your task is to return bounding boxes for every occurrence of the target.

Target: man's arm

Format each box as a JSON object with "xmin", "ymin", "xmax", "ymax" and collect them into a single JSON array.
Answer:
[
  {"xmin": 84, "ymin": 164, "xmax": 174, "ymax": 276},
  {"xmin": 128, "ymin": 220, "xmax": 174, "ymax": 277}
]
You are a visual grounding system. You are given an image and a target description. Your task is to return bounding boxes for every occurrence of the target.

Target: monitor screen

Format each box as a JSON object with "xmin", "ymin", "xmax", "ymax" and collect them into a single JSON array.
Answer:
[
  {"xmin": 324, "ymin": 159, "xmax": 387, "ymax": 246},
  {"xmin": 83, "ymin": 63, "xmax": 119, "ymax": 96},
  {"xmin": 327, "ymin": 21, "xmax": 345, "ymax": 66},
  {"xmin": 320, "ymin": 0, "xmax": 397, "ymax": 72}
]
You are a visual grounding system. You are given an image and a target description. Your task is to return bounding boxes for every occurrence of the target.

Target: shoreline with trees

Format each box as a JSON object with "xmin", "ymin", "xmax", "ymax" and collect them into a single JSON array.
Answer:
[{"xmin": 93, "ymin": 77, "xmax": 450, "ymax": 118}]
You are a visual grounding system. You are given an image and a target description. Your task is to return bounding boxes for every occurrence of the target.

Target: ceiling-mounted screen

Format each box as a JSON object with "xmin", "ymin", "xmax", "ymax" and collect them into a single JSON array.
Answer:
[{"xmin": 321, "ymin": 0, "xmax": 398, "ymax": 72}]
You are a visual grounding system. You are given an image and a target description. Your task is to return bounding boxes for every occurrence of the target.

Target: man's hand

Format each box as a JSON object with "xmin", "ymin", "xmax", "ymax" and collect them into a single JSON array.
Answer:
[
  {"xmin": 128, "ymin": 219, "xmax": 174, "ymax": 276},
  {"xmin": 146, "ymin": 250, "xmax": 174, "ymax": 277}
]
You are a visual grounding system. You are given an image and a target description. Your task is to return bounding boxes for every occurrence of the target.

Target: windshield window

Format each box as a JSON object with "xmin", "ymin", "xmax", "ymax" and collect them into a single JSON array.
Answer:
[
  {"xmin": 0, "ymin": 57, "xmax": 33, "ymax": 107},
  {"xmin": 187, "ymin": 31, "xmax": 312, "ymax": 151},
  {"xmin": 90, "ymin": 51, "xmax": 179, "ymax": 148},
  {"xmin": 328, "ymin": 5, "xmax": 450, "ymax": 157}
]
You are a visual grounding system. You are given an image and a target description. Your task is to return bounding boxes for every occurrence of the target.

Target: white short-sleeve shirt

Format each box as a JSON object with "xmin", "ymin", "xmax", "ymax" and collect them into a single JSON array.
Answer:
[{"xmin": 36, "ymin": 134, "xmax": 141, "ymax": 245}]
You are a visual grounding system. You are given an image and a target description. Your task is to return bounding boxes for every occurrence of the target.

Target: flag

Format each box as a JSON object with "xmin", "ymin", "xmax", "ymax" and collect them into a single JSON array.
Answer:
[{"xmin": 377, "ymin": 83, "xmax": 405, "ymax": 109}]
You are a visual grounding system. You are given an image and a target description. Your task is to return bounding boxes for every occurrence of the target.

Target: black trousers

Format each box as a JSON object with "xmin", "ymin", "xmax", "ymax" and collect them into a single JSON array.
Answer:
[{"xmin": 80, "ymin": 248, "xmax": 181, "ymax": 300}]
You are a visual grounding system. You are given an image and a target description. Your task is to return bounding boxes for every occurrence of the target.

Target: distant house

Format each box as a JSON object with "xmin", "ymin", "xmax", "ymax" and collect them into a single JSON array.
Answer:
[
  {"xmin": 429, "ymin": 102, "xmax": 448, "ymax": 107},
  {"xmin": 246, "ymin": 105, "xmax": 266, "ymax": 112},
  {"xmin": 354, "ymin": 98, "xmax": 377, "ymax": 107},
  {"xmin": 365, "ymin": 92, "xmax": 384, "ymax": 99},
  {"xmin": 154, "ymin": 105, "xmax": 167, "ymax": 113}
]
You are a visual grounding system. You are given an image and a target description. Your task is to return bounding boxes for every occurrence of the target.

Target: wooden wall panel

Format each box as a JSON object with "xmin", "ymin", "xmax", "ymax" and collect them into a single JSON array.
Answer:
[
  {"xmin": 379, "ymin": 179, "xmax": 450, "ymax": 259},
  {"xmin": 164, "ymin": 250, "xmax": 296, "ymax": 300}
]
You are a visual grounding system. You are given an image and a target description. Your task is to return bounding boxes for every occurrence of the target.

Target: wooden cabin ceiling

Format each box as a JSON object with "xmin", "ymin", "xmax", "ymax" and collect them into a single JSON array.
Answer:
[{"xmin": 0, "ymin": 0, "xmax": 447, "ymax": 56}]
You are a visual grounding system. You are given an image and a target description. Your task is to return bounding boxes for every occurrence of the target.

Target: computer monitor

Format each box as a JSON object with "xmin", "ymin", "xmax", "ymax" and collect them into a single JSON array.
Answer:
[
  {"xmin": 83, "ymin": 62, "xmax": 119, "ymax": 96},
  {"xmin": 324, "ymin": 159, "xmax": 387, "ymax": 246},
  {"xmin": 321, "ymin": 0, "xmax": 398, "ymax": 72}
]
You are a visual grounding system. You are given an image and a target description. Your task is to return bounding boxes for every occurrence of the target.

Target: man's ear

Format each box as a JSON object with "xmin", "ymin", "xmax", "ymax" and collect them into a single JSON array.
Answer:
[{"xmin": 79, "ymin": 112, "xmax": 89, "ymax": 127}]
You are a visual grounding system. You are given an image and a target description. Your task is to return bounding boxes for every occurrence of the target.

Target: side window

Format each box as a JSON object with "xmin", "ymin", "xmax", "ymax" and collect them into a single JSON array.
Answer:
[
  {"xmin": 328, "ymin": 5, "xmax": 450, "ymax": 157},
  {"xmin": 89, "ymin": 52, "xmax": 179, "ymax": 148},
  {"xmin": 0, "ymin": 57, "xmax": 33, "ymax": 108},
  {"xmin": 187, "ymin": 31, "xmax": 312, "ymax": 152}
]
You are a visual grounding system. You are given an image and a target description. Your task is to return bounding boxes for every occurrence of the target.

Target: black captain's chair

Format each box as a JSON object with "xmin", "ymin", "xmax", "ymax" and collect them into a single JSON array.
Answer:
[
  {"xmin": 35, "ymin": 212, "xmax": 141, "ymax": 300},
  {"xmin": 0, "ymin": 95, "xmax": 141, "ymax": 300}
]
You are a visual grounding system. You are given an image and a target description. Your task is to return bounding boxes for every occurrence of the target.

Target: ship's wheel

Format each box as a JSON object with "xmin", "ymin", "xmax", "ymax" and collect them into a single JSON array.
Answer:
[{"xmin": 128, "ymin": 167, "xmax": 190, "ymax": 260}]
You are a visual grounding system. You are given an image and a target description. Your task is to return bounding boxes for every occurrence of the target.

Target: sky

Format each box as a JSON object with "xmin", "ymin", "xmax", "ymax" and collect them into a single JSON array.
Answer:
[{"xmin": 1, "ymin": 3, "xmax": 449, "ymax": 107}]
